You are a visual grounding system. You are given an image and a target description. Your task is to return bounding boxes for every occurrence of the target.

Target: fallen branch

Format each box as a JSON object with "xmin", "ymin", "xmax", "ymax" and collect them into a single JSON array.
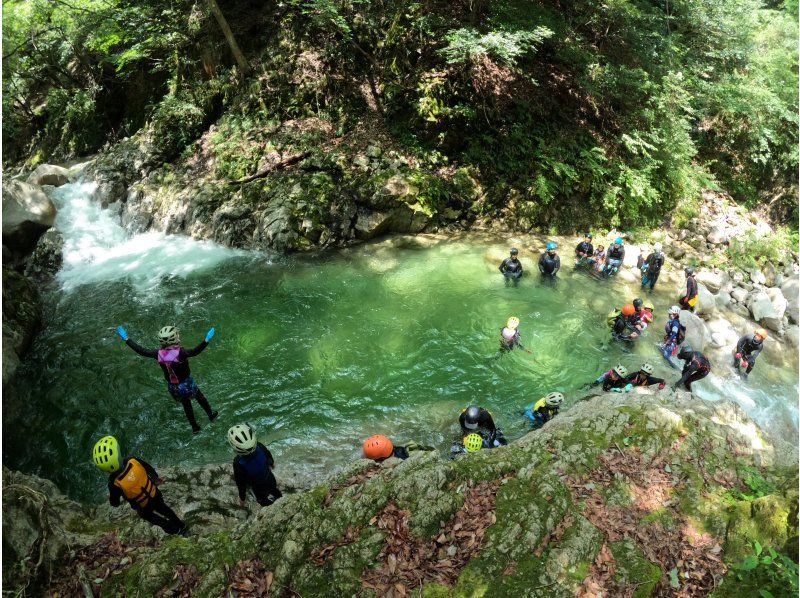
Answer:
[{"xmin": 230, "ymin": 151, "xmax": 312, "ymax": 185}]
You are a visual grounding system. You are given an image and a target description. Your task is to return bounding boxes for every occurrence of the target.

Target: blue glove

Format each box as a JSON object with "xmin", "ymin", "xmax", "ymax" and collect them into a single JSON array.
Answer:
[
  {"xmin": 523, "ymin": 408, "xmax": 536, "ymax": 424},
  {"xmin": 205, "ymin": 327, "xmax": 216, "ymax": 342},
  {"xmin": 624, "ymin": 383, "xmax": 633, "ymax": 392},
  {"xmin": 611, "ymin": 387, "xmax": 622, "ymax": 393},
  {"xmin": 116, "ymin": 326, "xmax": 128, "ymax": 341}
]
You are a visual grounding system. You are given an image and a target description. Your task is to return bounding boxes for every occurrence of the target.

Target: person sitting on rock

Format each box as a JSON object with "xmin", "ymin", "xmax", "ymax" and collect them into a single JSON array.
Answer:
[
  {"xmin": 228, "ymin": 423, "xmax": 282, "ymax": 507},
  {"xmin": 678, "ymin": 267, "xmax": 699, "ymax": 312},
  {"xmin": 574, "ymin": 234, "xmax": 594, "ymax": 267},
  {"xmin": 674, "ymin": 346, "xmax": 711, "ymax": 391},
  {"xmin": 116, "ymin": 324, "xmax": 219, "ymax": 434},
  {"xmin": 611, "ymin": 304, "xmax": 640, "ymax": 342},
  {"xmin": 601, "ymin": 238, "xmax": 625, "ymax": 277},
  {"xmin": 628, "ymin": 363, "xmax": 666, "ymax": 389},
  {"xmin": 362, "ymin": 435, "xmax": 432, "ymax": 462},
  {"xmin": 92, "ymin": 436, "xmax": 187, "ymax": 535},
  {"xmin": 734, "ymin": 328, "xmax": 767, "ymax": 380},
  {"xmin": 539, "ymin": 242, "xmax": 561, "ymax": 279},
  {"xmin": 661, "ymin": 305, "xmax": 686, "ymax": 369},
  {"xmin": 642, "ymin": 242, "xmax": 665, "ymax": 291},
  {"xmin": 592, "ymin": 245, "xmax": 606, "ymax": 271},
  {"xmin": 523, "ymin": 392, "xmax": 564, "ymax": 430},
  {"xmin": 459, "ymin": 405, "xmax": 507, "ymax": 446},
  {"xmin": 591, "ymin": 364, "xmax": 632, "ymax": 392},
  {"xmin": 499, "ymin": 247, "xmax": 523, "ymax": 286}
]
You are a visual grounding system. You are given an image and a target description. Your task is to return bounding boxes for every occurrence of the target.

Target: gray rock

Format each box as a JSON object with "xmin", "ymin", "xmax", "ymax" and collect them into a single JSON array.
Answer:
[
  {"xmin": 2, "ymin": 268, "xmax": 41, "ymax": 385},
  {"xmin": 786, "ymin": 325, "xmax": 799, "ymax": 348},
  {"xmin": 2, "ymin": 180, "xmax": 56, "ymax": 255},
  {"xmin": 762, "ymin": 287, "xmax": 788, "ymax": 332},
  {"xmin": 680, "ymin": 309, "xmax": 710, "ymax": 352},
  {"xmin": 706, "ymin": 227, "xmax": 729, "ymax": 245},
  {"xmin": 365, "ymin": 145, "xmax": 382, "ymax": 158},
  {"xmin": 780, "ymin": 276, "xmax": 799, "ymax": 324},
  {"xmin": 695, "ymin": 282, "xmax": 716, "ymax": 316},
  {"xmin": 750, "ymin": 267, "xmax": 767, "ymax": 285},
  {"xmin": 26, "ymin": 164, "xmax": 70, "ymax": 187},
  {"xmin": 763, "ymin": 262, "xmax": 778, "ymax": 287},
  {"xmin": 731, "ymin": 287, "xmax": 748, "ymax": 303},
  {"xmin": 730, "ymin": 269, "xmax": 745, "ymax": 284},
  {"xmin": 24, "ymin": 229, "xmax": 64, "ymax": 281},
  {"xmin": 731, "ymin": 303, "xmax": 751, "ymax": 319},
  {"xmin": 748, "ymin": 290, "xmax": 775, "ymax": 321},
  {"xmin": 715, "ymin": 291, "xmax": 731, "ymax": 309},
  {"xmin": 695, "ymin": 269, "xmax": 729, "ymax": 293}
]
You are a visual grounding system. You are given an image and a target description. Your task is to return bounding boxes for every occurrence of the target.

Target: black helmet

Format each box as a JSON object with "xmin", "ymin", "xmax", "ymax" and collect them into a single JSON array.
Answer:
[
  {"xmin": 677, "ymin": 346, "xmax": 693, "ymax": 360},
  {"xmin": 585, "ymin": 233, "xmax": 593, "ymax": 239},
  {"xmin": 464, "ymin": 405, "xmax": 481, "ymax": 430},
  {"xmin": 510, "ymin": 247, "xmax": 519, "ymax": 255},
  {"xmin": 633, "ymin": 298, "xmax": 643, "ymax": 309},
  {"xmin": 685, "ymin": 267, "xmax": 695, "ymax": 276}
]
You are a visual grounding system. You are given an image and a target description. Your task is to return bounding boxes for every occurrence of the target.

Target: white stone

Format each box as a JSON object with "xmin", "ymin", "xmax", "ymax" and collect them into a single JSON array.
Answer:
[
  {"xmin": 695, "ymin": 269, "xmax": 729, "ymax": 293},
  {"xmin": 750, "ymin": 267, "xmax": 766, "ymax": 285},
  {"xmin": 680, "ymin": 309, "xmax": 710, "ymax": 352},
  {"xmin": 730, "ymin": 287, "xmax": 748, "ymax": 303},
  {"xmin": 780, "ymin": 276, "xmax": 799, "ymax": 324}
]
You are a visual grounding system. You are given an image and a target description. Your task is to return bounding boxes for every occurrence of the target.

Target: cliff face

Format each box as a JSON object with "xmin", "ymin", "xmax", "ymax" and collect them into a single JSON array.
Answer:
[{"xmin": 4, "ymin": 389, "xmax": 797, "ymax": 597}]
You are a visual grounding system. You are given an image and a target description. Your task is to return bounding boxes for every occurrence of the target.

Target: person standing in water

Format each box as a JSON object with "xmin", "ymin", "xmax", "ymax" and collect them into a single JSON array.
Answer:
[
  {"xmin": 92, "ymin": 436, "xmax": 186, "ymax": 535},
  {"xmin": 674, "ymin": 346, "xmax": 711, "ymax": 391},
  {"xmin": 539, "ymin": 242, "xmax": 561, "ymax": 279},
  {"xmin": 227, "ymin": 423, "xmax": 282, "ymax": 507},
  {"xmin": 498, "ymin": 247, "xmax": 524, "ymax": 286},
  {"xmin": 734, "ymin": 328, "xmax": 768, "ymax": 379},
  {"xmin": 642, "ymin": 242, "xmax": 665, "ymax": 291},
  {"xmin": 523, "ymin": 392, "xmax": 564, "ymax": 430},
  {"xmin": 116, "ymin": 324, "xmax": 219, "ymax": 434},
  {"xmin": 499, "ymin": 316, "xmax": 532, "ymax": 354}
]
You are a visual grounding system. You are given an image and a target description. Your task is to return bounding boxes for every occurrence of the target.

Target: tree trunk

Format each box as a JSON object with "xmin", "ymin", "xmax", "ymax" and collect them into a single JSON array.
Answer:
[{"xmin": 205, "ymin": 0, "xmax": 248, "ymax": 74}]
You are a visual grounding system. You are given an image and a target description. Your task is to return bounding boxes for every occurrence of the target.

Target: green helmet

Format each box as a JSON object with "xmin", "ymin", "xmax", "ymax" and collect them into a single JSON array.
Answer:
[
  {"xmin": 227, "ymin": 423, "xmax": 257, "ymax": 454},
  {"xmin": 463, "ymin": 433, "xmax": 483, "ymax": 453},
  {"xmin": 158, "ymin": 325, "xmax": 179, "ymax": 346},
  {"xmin": 92, "ymin": 436, "xmax": 121, "ymax": 473}
]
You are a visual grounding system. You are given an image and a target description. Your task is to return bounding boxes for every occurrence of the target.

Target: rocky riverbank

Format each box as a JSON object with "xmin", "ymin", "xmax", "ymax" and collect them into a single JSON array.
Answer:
[{"xmin": 4, "ymin": 389, "xmax": 797, "ymax": 596}]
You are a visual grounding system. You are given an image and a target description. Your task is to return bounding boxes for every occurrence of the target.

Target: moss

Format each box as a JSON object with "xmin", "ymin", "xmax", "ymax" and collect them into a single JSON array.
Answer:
[
  {"xmin": 725, "ymin": 495, "xmax": 791, "ymax": 562},
  {"xmin": 610, "ymin": 539, "xmax": 661, "ymax": 597},
  {"xmin": 639, "ymin": 508, "xmax": 676, "ymax": 529}
]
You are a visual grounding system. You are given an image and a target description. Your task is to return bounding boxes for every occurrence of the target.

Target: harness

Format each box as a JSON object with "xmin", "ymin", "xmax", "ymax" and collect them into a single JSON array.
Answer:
[
  {"xmin": 114, "ymin": 458, "xmax": 157, "ymax": 509},
  {"xmin": 158, "ymin": 347, "xmax": 182, "ymax": 384}
]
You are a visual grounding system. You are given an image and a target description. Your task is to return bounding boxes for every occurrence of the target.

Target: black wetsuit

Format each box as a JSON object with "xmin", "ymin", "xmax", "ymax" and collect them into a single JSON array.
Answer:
[
  {"xmin": 644, "ymin": 252, "xmax": 665, "ymax": 290},
  {"xmin": 734, "ymin": 334, "xmax": 763, "ymax": 374},
  {"xmin": 679, "ymin": 276, "xmax": 698, "ymax": 312},
  {"xmin": 612, "ymin": 315, "xmax": 638, "ymax": 341},
  {"xmin": 594, "ymin": 370, "xmax": 628, "ymax": 391},
  {"xmin": 499, "ymin": 328, "xmax": 523, "ymax": 352},
  {"xmin": 233, "ymin": 443, "xmax": 282, "ymax": 506},
  {"xmin": 628, "ymin": 372, "xmax": 666, "ymax": 387},
  {"xmin": 108, "ymin": 457, "xmax": 184, "ymax": 535},
  {"xmin": 539, "ymin": 252, "xmax": 561, "ymax": 277},
  {"xmin": 575, "ymin": 241, "xmax": 594, "ymax": 258},
  {"xmin": 499, "ymin": 257, "xmax": 523, "ymax": 281},
  {"xmin": 459, "ymin": 407, "xmax": 497, "ymax": 436},
  {"xmin": 387, "ymin": 442, "xmax": 434, "ymax": 460},
  {"xmin": 604, "ymin": 245, "xmax": 625, "ymax": 274},
  {"xmin": 125, "ymin": 338, "xmax": 216, "ymax": 432},
  {"xmin": 676, "ymin": 350, "xmax": 711, "ymax": 390}
]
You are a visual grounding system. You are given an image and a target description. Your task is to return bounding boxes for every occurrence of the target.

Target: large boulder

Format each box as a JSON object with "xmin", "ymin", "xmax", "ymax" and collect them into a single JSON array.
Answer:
[
  {"xmin": 730, "ymin": 287, "xmax": 748, "ymax": 303},
  {"xmin": 2, "ymin": 268, "xmax": 41, "ymax": 385},
  {"xmin": 2, "ymin": 181, "xmax": 56, "ymax": 255},
  {"xmin": 747, "ymin": 290, "xmax": 775, "ymax": 322},
  {"xmin": 26, "ymin": 164, "xmax": 70, "ymax": 187},
  {"xmin": 695, "ymin": 269, "xmax": 729, "ymax": 293},
  {"xmin": 785, "ymin": 325, "xmax": 799, "ymax": 349},
  {"xmin": 24, "ymin": 229, "xmax": 64, "ymax": 281},
  {"xmin": 706, "ymin": 226, "xmax": 729, "ymax": 245},
  {"xmin": 762, "ymin": 287, "xmax": 788, "ymax": 332},
  {"xmin": 694, "ymin": 282, "xmax": 716, "ymax": 316},
  {"xmin": 750, "ymin": 267, "xmax": 767, "ymax": 285},
  {"xmin": 680, "ymin": 309, "xmax": 710, "ymax": 352},
  {"xmin": 780, "ymin": 276, "xmax": 799, "ymax": 324}
]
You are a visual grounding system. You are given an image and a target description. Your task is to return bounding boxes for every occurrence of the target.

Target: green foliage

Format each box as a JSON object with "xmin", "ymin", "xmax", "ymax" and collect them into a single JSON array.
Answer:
[
  {"xmin": 727, "ymin": 228, "xmax": 798, "ymax": 270},
  {"xmin": 441, "ymin": 28, "xmax": 552, "ymax": 68},
  {"xmin": 712, "ymin": 543, "xmax": 799, "ymax": 597},
  {"xmin": 150, "ymin": 96, "xmax": 207, "ymax": 161}
]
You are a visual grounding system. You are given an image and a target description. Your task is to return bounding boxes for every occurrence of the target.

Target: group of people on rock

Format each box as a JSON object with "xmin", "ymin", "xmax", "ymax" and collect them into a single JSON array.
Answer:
[{"xmin": 89, "ymin": 234, "xmax": 770, "ymax": 537}]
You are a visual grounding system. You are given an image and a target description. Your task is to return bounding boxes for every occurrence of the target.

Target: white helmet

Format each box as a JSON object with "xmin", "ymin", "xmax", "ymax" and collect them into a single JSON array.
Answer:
[
  {"xmin": 640, "ymin": 363, "xmax": 654, "ymax": 375},
  {"xmin": 669, "ymin": 305, "xmax": 681, "ymax": 316},
  {"xmin": 545, "ymin": 392, "xmax": 564, "ymax": 407},
  {"xmin": 612, "ymin": 364, "xmax": 628, "ymax": 378},
  {"xmin": 654, "ymin": 242, "xmax": 663, "ymax": 252},
  {"xmin": 227, "ymin": 423, "xmax": 257, "ymax": 454},
  {"xmin": 158, "ymin": 325, "xmax": 180, "ymax": 345}
]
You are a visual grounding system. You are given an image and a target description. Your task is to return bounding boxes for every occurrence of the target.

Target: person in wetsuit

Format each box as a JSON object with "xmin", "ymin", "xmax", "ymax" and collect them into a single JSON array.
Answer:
[
  {"xmin": 591, "ymin": 364, "xmax": 632, "ymax": 392},
  {"xmin": 734, "ymin": 329, "xmax": 768, "ymax": 379},
  {"xmin": 612, "ymin": 304, "xmax": 640, "ymax": 342},
  {"xmin": 628, "ymin": 363, "xmax": 666, "ymax": 389},
  {"xmin": 117, "ymin": 324, "xmax": 218, "ymax": 434},
  {"xmin": 499, "ymin": 247, "xmax": 523, "ymax": 286},
  {"xmin": 499, "ymin": 317, "xmax": 531, "ymax": 354},
  {"xmin": 362, "ymin": 434, "xmax": 433, "ymax": 461},
  {"xmin": 523, "ymin": 392, "xmax": 564, "ymax": 430},
  {"xmin": 93, "ymin": 436, "xmax": 186, "ymax": 535},
  {"xmin": 459, "ymin": 405, "xmax": 507, "ymax": 446},
  {"xmin": 675, "ymin": 346, "xmax": 711, "ymax": 391},
  {"xmin": 228, "ymin": 424, "xmax": 282, "ymax": 507},
  {"xmin": 575, "ymin": 234, "xmax": 594, "ymax": 267},
  {"xmin": 539, "ymin": 242, "xmax": 561, "ymax": 279},
  {"xmin": 678, "ymin": 267, "xmax": 699, "ymax": 312},
  {"xmin": 602, "ymin": 238, "xmax": 625, "ymax": 276},
  {"xmin": 631, "ymin": 298, "xmax": 653, "ymax": 331},
  {"xmin": 642, "ymin": 242, "xmax": 665, "ymax": 291}
]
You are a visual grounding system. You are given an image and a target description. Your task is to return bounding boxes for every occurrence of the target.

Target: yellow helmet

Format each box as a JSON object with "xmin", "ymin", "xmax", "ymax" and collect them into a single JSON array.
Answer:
[
  {"xmin": 506, "ymin": 317, "xmax": 520, "ymax": 330},
  {"xmin": 92, "ymin": 436, "xmax": 121, "ymax": 473},
  {"xmin": 463, "ymin": 433, "xmax": 483, "ymax": 453}
]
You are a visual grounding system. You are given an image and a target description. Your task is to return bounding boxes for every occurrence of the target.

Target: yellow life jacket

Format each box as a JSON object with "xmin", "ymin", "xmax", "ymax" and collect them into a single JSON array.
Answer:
[
  {"xmin": 114, "ymin": 458, "xmax": 157, "ymax": 508},
  {"xmin": 533, "ymin": 398, "xmax": 547, "ymax": 412},
  {"xmin": 687, "ymin": 295, "xmax": 698, "ymax": 307}
]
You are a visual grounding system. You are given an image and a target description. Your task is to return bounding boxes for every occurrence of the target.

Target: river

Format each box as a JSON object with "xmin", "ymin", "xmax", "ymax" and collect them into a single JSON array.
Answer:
[{"xmin": 4, "ymin": 181, "xmax": 797, "ymax": 501}]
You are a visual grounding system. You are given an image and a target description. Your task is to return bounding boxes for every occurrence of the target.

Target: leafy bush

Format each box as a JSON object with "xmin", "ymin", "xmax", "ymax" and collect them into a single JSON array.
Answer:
[
  {"xmin": 441, "ymin": 27, "xmax": 553, "ymax": 68},
  {"xmin": 712, "ymin": 542, "xmax": 799, "ymax": 597},
  {"xmin": 149, "ymin": 96, "xmax": 207, "ymax": 161},
  {"xmin": 727, "ymin": 228, "xmax": 798, "ymax": 270}
]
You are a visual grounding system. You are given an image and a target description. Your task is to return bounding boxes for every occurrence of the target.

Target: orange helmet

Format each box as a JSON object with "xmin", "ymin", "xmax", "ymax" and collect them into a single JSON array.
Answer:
[
  {"xmin": 363, "ymin": 435, "xmax": 393, "ymax": 460},
  {"xmin": 754, "ymin": 328, "xmax": 769, "ymax": 340},
  {"xmin": 621, "ymin": 304, "xmax": 635, "ymax": 317}
]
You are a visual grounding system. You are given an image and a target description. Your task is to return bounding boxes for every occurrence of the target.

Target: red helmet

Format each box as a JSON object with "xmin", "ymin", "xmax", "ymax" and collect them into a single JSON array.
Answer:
[
  {"xmin": 363, "ymin": 435, "xmax": 393, "ymax": 460},
  {"xmin": 621, "ymin": 304, "xmax": 635, "ymax": 316}
]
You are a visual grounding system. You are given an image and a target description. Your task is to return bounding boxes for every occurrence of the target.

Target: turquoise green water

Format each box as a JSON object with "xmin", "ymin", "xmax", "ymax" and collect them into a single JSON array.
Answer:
[{"xmin": 4, "ymin": 184, "xmax": 797, "ymax": 501}]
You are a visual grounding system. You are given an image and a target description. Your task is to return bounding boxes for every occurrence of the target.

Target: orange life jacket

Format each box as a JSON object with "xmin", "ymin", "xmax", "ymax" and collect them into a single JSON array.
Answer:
[{"xmin": 114, "ymin": 458, "xmax": 157, "ymax": 508}]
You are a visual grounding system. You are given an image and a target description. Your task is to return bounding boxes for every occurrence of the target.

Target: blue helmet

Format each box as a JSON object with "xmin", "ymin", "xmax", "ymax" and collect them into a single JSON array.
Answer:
[
  {"xmin": 614, "ymin": 237, "xmax": 623, "ymax": 245},
  {"xmin": 546, "ymin": 242, "xmax": 557, "ymax": 250}
]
